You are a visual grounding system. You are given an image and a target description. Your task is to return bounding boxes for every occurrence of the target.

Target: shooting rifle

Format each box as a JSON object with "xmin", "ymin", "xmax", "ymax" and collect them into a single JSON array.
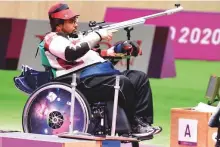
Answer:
[
  {"xmin": 84, "ymin": 4, "xmax": 183, "ymax": 70},
  {"xmin": 85, "ymin": 4, "xmax": 183, "ymax": 34}
]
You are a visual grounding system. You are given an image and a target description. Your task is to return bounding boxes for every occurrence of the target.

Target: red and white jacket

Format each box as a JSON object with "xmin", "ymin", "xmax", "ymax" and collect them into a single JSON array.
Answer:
[{"xmin": 40, "ymin": 31, "xmax": 114, "ymax": 78}]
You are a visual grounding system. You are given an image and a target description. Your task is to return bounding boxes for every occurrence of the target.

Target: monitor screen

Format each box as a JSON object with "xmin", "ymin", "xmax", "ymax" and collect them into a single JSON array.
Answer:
[{"xmin": 205, "ymin": 75, "xmax": 220, "ymax": 103}]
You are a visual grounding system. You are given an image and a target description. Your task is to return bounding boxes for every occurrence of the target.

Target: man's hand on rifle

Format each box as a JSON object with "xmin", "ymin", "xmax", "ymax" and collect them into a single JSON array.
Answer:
[
  {"xmin": 114, "ymin": 40, "xmax": 142, "ymax": 57},
  {"xmin": 129, "ymin": 41, "xmax": 142, "ymax": 56}
]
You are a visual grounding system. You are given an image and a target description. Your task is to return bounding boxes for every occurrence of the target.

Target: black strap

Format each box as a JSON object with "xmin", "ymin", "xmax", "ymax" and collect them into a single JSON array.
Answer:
[
  {"xmin": 95, "ymin": 31, "xmax": 102, "ymax": 41},
  {"xmin": 35, "ymin": 40, "xmax": 44, "ymax": 58},
  {"xmin": 35, "ymin": 47, "xmax": 39, "ymax": 58}
]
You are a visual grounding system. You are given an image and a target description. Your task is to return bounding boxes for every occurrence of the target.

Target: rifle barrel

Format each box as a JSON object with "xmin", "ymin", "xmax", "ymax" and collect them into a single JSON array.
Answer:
[
  {"xmin": 86, "ymin": 6, "xmax": 183, "ymax": 33},
  {"xmin": 106, "ymin": 6, "xmax": 183, "ymax": 32}
]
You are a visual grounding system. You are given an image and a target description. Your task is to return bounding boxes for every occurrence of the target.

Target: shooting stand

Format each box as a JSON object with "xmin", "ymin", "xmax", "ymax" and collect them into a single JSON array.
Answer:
[{"xmin": 124, "ymin": 26, "xmax": 134, "ymax": 70}]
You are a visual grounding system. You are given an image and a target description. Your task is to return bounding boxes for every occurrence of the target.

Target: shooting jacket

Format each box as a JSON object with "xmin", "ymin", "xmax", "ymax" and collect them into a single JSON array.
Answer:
[{"xmin": 38, "ymin": 32, "xmax": 119, "ymax": 79}]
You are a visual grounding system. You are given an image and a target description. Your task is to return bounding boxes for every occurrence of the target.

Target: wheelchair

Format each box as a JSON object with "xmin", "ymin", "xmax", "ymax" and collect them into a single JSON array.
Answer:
[{"xmin": 13, "ymin": 63, "xmax": 151, "ymax": 146}]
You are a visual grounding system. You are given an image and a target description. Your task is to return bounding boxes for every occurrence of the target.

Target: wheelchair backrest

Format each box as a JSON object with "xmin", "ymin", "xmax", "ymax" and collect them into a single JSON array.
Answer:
[{"xmin": 14, "ymin": 65, "xmax": 53, "ymax": 94}]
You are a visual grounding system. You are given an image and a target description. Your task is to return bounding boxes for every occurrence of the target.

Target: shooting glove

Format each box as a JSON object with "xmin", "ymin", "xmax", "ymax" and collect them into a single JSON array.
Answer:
[{"xmin": 114, "ymin": 40, "xmax": 142, "ymax": 57}]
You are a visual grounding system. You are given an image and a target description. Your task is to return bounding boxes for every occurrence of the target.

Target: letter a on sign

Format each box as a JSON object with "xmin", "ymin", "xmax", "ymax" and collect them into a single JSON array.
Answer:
[
  {"xmin": 178, "ymin": 119, "xmax": 198, "ymax": 146},
  {"xmin": 185, "ymin": 124, "xmax": 191, "ymax": 137}
]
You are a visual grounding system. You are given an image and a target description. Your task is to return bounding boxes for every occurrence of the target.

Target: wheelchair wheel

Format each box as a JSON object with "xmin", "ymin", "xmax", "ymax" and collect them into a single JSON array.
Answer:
[{"xmin": 22, "ymin": 82, "xmax": 91, "ymax": 135}]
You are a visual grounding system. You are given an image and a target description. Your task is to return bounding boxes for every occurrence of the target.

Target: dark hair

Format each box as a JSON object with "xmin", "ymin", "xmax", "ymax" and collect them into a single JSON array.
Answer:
[{"xmin": 49, "ymin": 17, "xmax": 64, "ymax": 32}]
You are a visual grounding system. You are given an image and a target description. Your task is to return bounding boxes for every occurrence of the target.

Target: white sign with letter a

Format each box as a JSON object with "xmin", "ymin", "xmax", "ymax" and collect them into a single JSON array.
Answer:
[{"xmin": 178, "ymin": 118, "xmax": 198, "ymax": 146}]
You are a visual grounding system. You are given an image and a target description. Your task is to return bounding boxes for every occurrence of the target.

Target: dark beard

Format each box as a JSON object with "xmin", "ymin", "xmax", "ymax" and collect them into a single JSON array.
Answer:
[{"xmin": 68, "ymin": 32, "xmax": 79, "ymax": 38}]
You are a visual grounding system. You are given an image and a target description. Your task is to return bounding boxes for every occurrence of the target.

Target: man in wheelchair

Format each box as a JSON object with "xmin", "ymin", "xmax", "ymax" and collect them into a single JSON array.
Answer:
[{"xmin": 36, "ymin": 3, "xmax": 162, "ymax": 138}]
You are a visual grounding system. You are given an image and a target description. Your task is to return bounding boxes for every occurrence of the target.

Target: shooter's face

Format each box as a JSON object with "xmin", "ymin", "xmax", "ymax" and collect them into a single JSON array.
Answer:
[{"xmin": 62, "ymin": 17, "xmax": 78, "ymax": 34}]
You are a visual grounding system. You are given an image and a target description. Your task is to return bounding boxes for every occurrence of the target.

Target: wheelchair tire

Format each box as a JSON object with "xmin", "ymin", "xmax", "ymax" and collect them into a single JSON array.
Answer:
[{"xmin": 22, "ymin": 82, "xmax": 91, "ymax": 135}]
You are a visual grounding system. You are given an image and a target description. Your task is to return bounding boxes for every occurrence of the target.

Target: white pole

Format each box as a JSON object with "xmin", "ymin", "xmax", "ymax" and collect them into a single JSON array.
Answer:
[
  {"xmin": 111, "ymin": 75, "xmax": 120, "ymax": 136},
  {"xmin": 69, "ymin": 74, "xmax": 77, "ymax": 134}
]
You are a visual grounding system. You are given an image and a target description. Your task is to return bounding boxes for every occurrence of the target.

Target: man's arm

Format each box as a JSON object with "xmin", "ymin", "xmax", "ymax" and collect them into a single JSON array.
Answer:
[{"xmin": 44, "ymin": 32, "xmax": 102, "ymax": 62}]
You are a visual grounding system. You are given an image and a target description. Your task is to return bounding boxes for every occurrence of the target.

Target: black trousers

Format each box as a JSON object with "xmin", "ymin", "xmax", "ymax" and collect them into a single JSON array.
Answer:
[{"xmin": 54, "ymin": 70, "xmax": 153, "ymax": 124}]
